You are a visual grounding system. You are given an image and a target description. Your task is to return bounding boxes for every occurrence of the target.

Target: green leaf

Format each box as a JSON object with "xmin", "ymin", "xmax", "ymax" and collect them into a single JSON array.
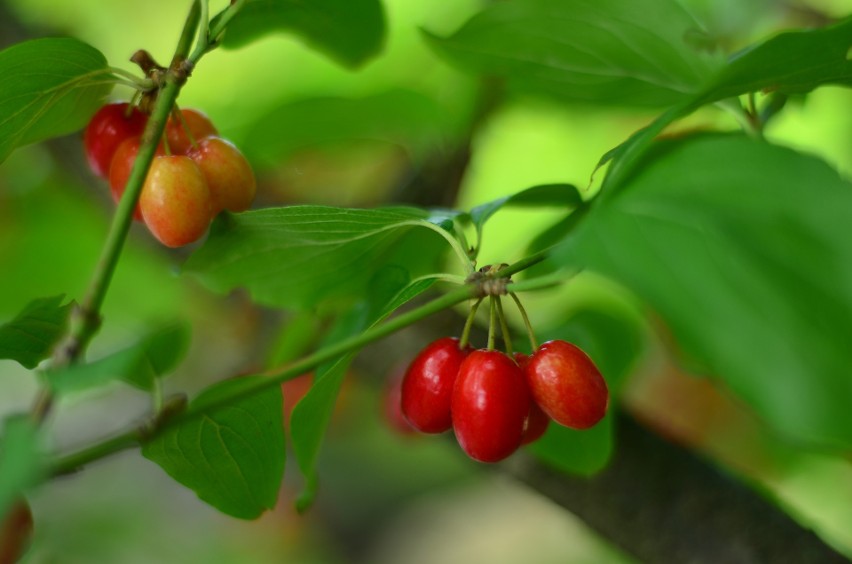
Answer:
[
  {"xmin": 528, "ymin": 308, "xmax": 643, "ymax": 475},
  {"xmin": 600, "ymin": 17, "xmax": 852, "ymax": 194},
  {"xmin": 46, "ymin": 323, "xmax": 190, "ymax": 394},
  {"xmin": 0, "ymin": 38, "xmax": 111, "ymax": 164},
  {"xmin": 186, "ymin": 206, "xmax": 450, "ymax": 310},
  {"xmin": 0, "ymin": 416, "xmax": 46, "ymax": 518},
  {"xmin": 0, "ymin": 295, "xmax": 70, "ymax": 369},
  {"xmin": 142, "ymin": 376, "xmax": 285, "ymax": 519},
  {"xmin": 423, "ymin": 0, "xmax": 724, "ymax": 107},
  {"xmin": 242, "ymin": 89, "xmax": 453, "ymax": 164},
  {"xmin": 290, "ymin": 267, "xmax": 436, "ymax": 509},
  {"xmin": 554, "ymin": 135, "xmax": 852, "ymax": 450},
  {"xmin": 219, "ymin": 0, "xmax": 386, "ymax": 68},
  {"xmin": 468, "ymin": 184, "xmax": 584, "ymax": 231}
]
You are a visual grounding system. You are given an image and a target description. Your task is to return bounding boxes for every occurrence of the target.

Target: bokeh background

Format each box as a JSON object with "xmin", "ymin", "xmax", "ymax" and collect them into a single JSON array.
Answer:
[{"xmin": 1, "ymin": 0, "xmax": 851, "ymax": 561}]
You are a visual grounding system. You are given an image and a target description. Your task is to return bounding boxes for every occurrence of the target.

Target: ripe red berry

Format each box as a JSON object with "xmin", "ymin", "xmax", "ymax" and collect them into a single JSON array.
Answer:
[
  {"xmin": 139, "ymin": 155, "xmax": 213, "ymax": 247},
  {"xmin": 108, "ymin": 135, "xmax": 163, "ymax": 221},
  {"xmin": 165, "ymin": 108, "xmax": 218, "ymax": 155},
  {"xmin": 401, "ymin": 337, "xmax": 469, "ymax": 433},
  {"xmin": 188, "ymin": 137, "xmax": 256, "ymax": 213},
  {"xmin": 524, "ymin": 340, "xmax": 608, "ymax": 430},
  {"xmin": 84, "ymin": 102, "xmax": 148, "ymax": 178},
  {"xmin": 0, "ymin": 498, "xmax": 33, "ymax": 563},
  {"xmin": 452, "ymin": 350, "xmax": 530, "ymax": 462},
  {"xmin": 513, "ymin": 352, "xmax": 551, "ymax": 444}
]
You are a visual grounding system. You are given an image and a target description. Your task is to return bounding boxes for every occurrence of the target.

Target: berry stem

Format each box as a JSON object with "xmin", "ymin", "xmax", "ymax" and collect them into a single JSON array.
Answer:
[
  {"xmin": 487, "ymin": 296, "xmax": 497, "ymax": 350},
  {"xmin": 495, "ymin": 296, "xmax": 514, "ymax": 356},
  {"xmin": 459, "ymin": 297, "xmax": 484, "ymax": 350},
  {"xmin": 510, "ymin": 292, "xmax": 538, "ymax": 351},
  {"xmin": 172, "ymin": 104, "xmax": 200, "ymax": 151}
]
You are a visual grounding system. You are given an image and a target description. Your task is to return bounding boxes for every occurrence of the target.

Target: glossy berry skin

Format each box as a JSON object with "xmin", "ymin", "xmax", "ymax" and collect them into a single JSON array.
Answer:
[
  {"xmin": 513, "ymin": 352, "xmax": 550, "ymax": 444},
  {"xmin": 165, "ymin": 108, "xmax": 218, "ymax": 154},
  {"xmin": 108, "ymin": 136, "xmax": 162, "ymax": 221},
  {"xmin": 452, "ymin": 350, "xmax": 530, "ymax": 463},
  {"xmin": 525, "ymin": 340, "xmax": 608, "ymax": 430},
  {"xmin": 401, "ymin": 337, "xmax": 469, "ymax": 433},
  {"xmin": 84, "ymin": 102, "xmax": 147, "ymax": 178},
  {"xmin": 188, "ymin": 137, "xmax": 256, "ymax": 213},
  {"xmin": 139, "ymin": 156, "xmax": 212, "ymax": 247},
  {"xmin": 0, "ymin": 498, "xmax": 33, "ymax": 563}
]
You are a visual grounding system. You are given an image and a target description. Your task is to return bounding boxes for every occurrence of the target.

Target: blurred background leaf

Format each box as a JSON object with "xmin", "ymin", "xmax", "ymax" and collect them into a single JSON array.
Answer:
[{"xmin": 0, "ymin": 295, "xmax": 70, "ymax": 369}]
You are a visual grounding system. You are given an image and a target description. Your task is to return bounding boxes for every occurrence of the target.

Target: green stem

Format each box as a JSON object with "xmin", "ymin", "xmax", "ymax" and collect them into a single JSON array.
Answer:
[
  {"xmin": 487, "ymin": 296, "xmax": 497, "ymax": 350},
  {"xmin": 459, "ymin": 297, "xmax": 484, "ymax": 349},
  {"xmin": 174, "ymin": 1, "xmax": 201, "ymax": 66},
  {"xmin": 495, "ymin": 296, "xmax": 513, "ymax": 356},
  {"xmin": 510, "ymin": 292, "xmax": 538, "ymax": 351},
  {"xmin": 498, "ymin": 249, "xmax": 549, "ymax": 279},
  {"xmin": 188, "ymin": 0, "xmax": 246, "ymax": 65}
]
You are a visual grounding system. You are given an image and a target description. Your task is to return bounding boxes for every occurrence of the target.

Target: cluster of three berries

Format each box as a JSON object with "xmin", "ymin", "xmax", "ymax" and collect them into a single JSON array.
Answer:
[
  {"xmin": 83, "ymin": 102, "xmax": 256, "ymax": 247},
  {"xmin": 400, "ymin": 338, "xmax": 609, "ymax": 463}
]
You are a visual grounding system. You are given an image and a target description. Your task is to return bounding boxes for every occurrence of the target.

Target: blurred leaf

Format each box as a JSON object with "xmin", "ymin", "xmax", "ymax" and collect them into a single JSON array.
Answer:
[
  {"xmin": 423, "ymin": 0, "xmax": 723, "ymax": 107},
  {"xmin": 243, "ymin": 89, "xmax": 452, "ymax": 164},
  {"xmin": 528, "ymin": 308, "xmax": 643, "ymax": 474},
  {"xmin": 600, "ymin": 16, "xmax": 852, "ymax": 194},
  {"xmin": 0, "ymin": 416, "xmax": 45, "ymax": 518},
  {"xmin": 142, "ymin": 376, "xmax": 285, "ymax": 519},
  {"xmin": 291, "ymin": 267, "xmax": 437, "ymax": 510},
  {"xmin": 555, "ymin": 134, "xmax": 852, "ymax": 450},
  {"xmin": 0, "ymin": 38, "xmax": 111, "ymax": 164},
  {"xmin": 186, "ymin": 206, "xmax": 451, "ymax": 310},
  {"xmin": 468, "ymin": 184, "xmax": 584, "ymax": 231},
  {"xmin": 46, "ymin": 323, "xmax": 190, "ymax": 394},
  {"xmin": 219, "ymin": 0, "xmax": 386, "ymax": 68},
  {"xmin": 0, "ymin": 295, "xmax": 70, "ymax": 369}
]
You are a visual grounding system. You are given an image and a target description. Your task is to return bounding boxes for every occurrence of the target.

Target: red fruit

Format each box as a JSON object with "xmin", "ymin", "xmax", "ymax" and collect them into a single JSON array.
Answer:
[
  {"xmin": 84, "ymin": 102, "xmax": 148, "ymax": 178},
  {"xmin": 139, "ymin": 155, "xmax": 213, "ymax": 247},
  {"xmin": 0, "ymin": 499, "xmax": 33, "ymax": 563},
  {"xmin": 188, "ymin": 137, "xmax": 256, "ymax": 213},
  {"xmin": 384, "ymin": 372, "xmax": 416, "ymax": 436},
  {"xmin": 522, "ymin": 402, "xmax": 550, "ymax": 444},
  {"xmin": 452, "ymin": 350, "xmax": 529, "ymax": 463},
  {"xmin": 108, "ymin": 136, "xmax": 163, "ymax": 221},
  {"xmin": 165, "ymin": 108, "xmax": 218, "ymax": 154},
  {"xmin": 401, "ymin": 337, "xmax": 469, "ymax": 433},
  {"xmin": 525, "ymin": 340, "xmax": 609, "ymax": 430}
]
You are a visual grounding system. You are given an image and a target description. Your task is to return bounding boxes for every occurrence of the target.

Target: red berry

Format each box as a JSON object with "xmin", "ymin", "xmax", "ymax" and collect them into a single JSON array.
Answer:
[
  {"xmin": 384, "ymin": 371, "xmax": 417, "ymax": 436},
  {"xmin": 522, "ymin": 402, "xmax": 550, "ymax": 444},
  {"xmin": 165, "ymin": 108, "xmax": 218, "ymax": 155},
  {"xmin": 84, "ymin": 102, "xmax": 148, "ymax": 178},
  {"xmin": 188, "ymin": 137, "xmax": 256, "ymax": 213},
  {"xmin": 525, "ymin": 340, "xmax": 608, "ymax": 430},
  {"xmin": 401, "ymin": 337, "xmax": 469, "ymax": 433},
  {"xmin": 139, "ymin": 155, "xmax": 213, "ymax": 247},
  {"xmin": 452, "ymin": 349, "xmax": 529, "ymax": 463},
  {"xmin": 108, "ymin": 136, "xmax": 162, "ymax": 221},
  {"xmin": 0, "ymin": 499, "xmax": 33, "ymax": 563}
]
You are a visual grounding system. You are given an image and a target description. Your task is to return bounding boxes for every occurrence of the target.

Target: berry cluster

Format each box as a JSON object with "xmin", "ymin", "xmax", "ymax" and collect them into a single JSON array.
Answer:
[
  {"xmin": 398, "ymin": 290, "xmax": 608, "ymax": 463},
  {"xmin": 83, "ymin": 102, "xmax": 256, "ymax": 247}
]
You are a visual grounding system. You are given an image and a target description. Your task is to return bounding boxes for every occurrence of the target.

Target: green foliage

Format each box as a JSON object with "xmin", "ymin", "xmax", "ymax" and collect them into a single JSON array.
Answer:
[
  {"xmin": 0, "ymin": 38, "xmax": 111, "ymax": 164},
  {"xmin": 142, "ymin": 376, "xmax": 286, "ymax": 519},
  {"xmin": 290, "ymin": 267, "xmax": 437, "ymax": 510},
  {"xmin": 423, "ymin": 0, "xmax": 724, "ymax": 107},
  {"xmin": 219, "ymin": 0, "xmax": 386, "ymax": 68},
  {"xmin": 555, "ymin": 134, "xmax": 852, "ymax": 450},
  {"xmin": 0, "ymin": 295, "xmax": 70, "ymax": 369},
  {"xmin": 0, "ymin": 416, "xmax": 45, "ymax": 518},
  {"xmin": 186, "ymin": 206, "xmax": 454, "ymax": 309},
  {"xmin": 528, "ymin": 308, "xmax": 643, "ymax": 474},
  {"xmin": 241, "ymin": 89, "xmax": 453, "ymax": 164},
  {"xmin": 45, "ymin": 324, "xmax": 189, "ymax": 395}
]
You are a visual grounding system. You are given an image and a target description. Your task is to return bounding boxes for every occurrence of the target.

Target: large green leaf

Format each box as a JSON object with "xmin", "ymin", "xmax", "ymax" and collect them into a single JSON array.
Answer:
[
  {"xmin": 600, "ymin": 16, "xmax": 852, "ymax": 194},
  {"xmin": 0, "ymin": 295, "xmax": 70, "ymax": 369},
  {"xmin": 0, "ymin": 416, "xmax": 45, "ymax": 518},
  {"xmin": 45, "ymin": 323, "xmax": 190, "ymax": 395},
  {"xmin": 0, "ymin": 38, "xmax": 111, "ymax": 164},
  {"xmin": 290, "ymin": 267, "xmax": 437, "ymax": 510},
  {"xmin": 219, "ymin": 0, "xmax": 386, "ymax": 68},
  {"xmin": 423, "ymin": 0, "xmax": 723, "ymax": 107},
  {"xmin": 554, "ymin": 135, "xmax": 852, "ymax": 450},
  {"xmin": 242, "ymin": 89, "xmax": 453, "ymax": 165},
  {"xmin": 528, "ymin": 308, "xmax": 643, "ymax": 475},
  {"xmin": 142, "ymin": 376, "xmax": 285, "ymax": 519},
  {"xmin": 186, "ymin": 206, "xmax": 452, "ymax": 310}
]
